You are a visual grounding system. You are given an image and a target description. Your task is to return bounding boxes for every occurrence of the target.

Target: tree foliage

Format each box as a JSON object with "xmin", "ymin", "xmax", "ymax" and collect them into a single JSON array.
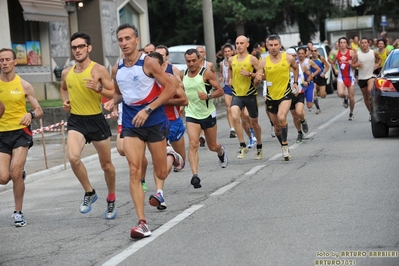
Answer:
[{"xmin": 147, "ymin": 0, "xmax": 399, "ymax": 49}]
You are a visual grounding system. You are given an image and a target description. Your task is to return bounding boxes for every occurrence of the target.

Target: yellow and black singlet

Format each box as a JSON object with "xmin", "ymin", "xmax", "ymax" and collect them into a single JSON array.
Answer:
[
  {"xmin": 231, "ymin": 55, "xmax": 257, "ymax": 96},
  {"xmin": 0, "ymin": 75, "xmax": 27, "ymax": 132},
  {"xmin": 264, "ymin": 53, "xmax": 292, "ymax": 101}
]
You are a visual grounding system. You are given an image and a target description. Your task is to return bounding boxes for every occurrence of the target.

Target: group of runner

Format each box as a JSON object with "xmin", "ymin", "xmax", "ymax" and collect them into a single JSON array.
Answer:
[{"xmin": 0, "ymin": 24, "xmax": 384, "ymax": 239}]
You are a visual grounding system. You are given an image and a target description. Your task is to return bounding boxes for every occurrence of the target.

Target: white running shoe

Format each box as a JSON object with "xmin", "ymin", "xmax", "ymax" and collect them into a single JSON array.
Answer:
[
  {"xmin": 282, "ymin": 145, "xmax": 291, "ymax": 161},
  {"xmin": 166, "ymin": 146, "xmax": 184, "ymax": 171}
]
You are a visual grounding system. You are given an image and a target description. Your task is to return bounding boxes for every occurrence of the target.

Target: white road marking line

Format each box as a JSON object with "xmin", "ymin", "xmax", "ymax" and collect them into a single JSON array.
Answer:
[
  {"xmin": 268, "ymin": 154, "xmax": 281, "ymax": 161},
  {"xmin": 305, "ymin": 132, "xmax": 317, "ymax": 138},
  {"xmin": 102, "ymin": 205, "xmax": 203, "ymax": 266},
  {"xmin": 290, "ymin": 143, "xmax": 300, "ymax": 149},
  {"xmin": 318, "ymin": 100, "xmax": 362, "ymax": 130},
  {"xmin": 211, "ymin": 182, "xmax": 239, "ymax": 195},
  {"xmin": 244, "ymin": 165, "xmax": 266, "ymax": 175},
  {"xmin": 268, "ymin": 131, "xmax": 318, "ymax": 161},
  {"xmin": 318, "ymin": 111, "xmax": 347, "ymax": 130}
]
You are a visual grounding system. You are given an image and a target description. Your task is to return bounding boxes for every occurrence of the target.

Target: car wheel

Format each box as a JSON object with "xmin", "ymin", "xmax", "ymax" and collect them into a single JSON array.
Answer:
[
  {"xmin": 371, "ymin": 116, "xmax": 389, "ymax": 138},
  {"xmin": 326, "ymin": 72, "xmax": 334, "ymax": 94}
]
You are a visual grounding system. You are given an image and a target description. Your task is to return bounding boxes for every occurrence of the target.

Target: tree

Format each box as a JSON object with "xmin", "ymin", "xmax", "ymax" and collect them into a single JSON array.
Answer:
[{"xmin": 211, "ymin": 0, "xmax": 284, "ymax": 36}]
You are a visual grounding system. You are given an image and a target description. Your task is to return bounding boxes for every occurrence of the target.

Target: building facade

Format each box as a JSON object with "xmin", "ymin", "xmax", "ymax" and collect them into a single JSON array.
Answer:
[{"xmin": 0, "ymin": 0, "xmax": 150, "ymax": 100}]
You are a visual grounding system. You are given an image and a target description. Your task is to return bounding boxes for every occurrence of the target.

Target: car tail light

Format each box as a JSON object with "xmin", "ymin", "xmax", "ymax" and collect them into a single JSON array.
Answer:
[{"xmin": 375, "ymin": 78, "xmax": 397, "ymax": 92}]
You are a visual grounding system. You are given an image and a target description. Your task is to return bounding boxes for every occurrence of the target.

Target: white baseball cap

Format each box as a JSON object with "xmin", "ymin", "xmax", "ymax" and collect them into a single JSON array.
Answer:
[{"xmin": 285, "ymin": 48, "xmax": 297, "ymax": 55}]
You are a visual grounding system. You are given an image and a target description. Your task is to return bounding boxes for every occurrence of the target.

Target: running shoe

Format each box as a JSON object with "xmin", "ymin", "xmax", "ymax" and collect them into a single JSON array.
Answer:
[
  {"xmin": 229, "ymin": 130, "xmax": 237, "ymax": 138},
  {"xmin": 271, "ymin": 126, "xmax": 276, "ymax": 137},
  {"xmin": 301, "ymin": 120, "xmax": 309, "ymax": 134},
  {"xmin": 149, "ymin": 192, "xmax": 167, "ymax": 210},
  {"xmin": 308, "ymin": 108, "xmax": 313, "ymax": 112},
  {"xmin": 237, "ymin": 146, "xmax": 249, "ymax": 159},
  {"xmin": 130, "ymin": 220, "xmax": 152, "ymax": 238},
  {"xmin": 218, "ymin": 146, "xmax": 228, "ymax": 168},
  {"xmin": 315, "ymin": 109, "xmax": 321, "ymax": 114},
  {"xmin": 167, "ymin": 146, "xmax": 184, "ymax": 171},
  {"xmin": 248, "ymin": 137, "xmax": 257, "ymax": 148},
  {"xmin": 254, "ymin": 149, "xmax": 263, "ymax": 160},
  {"xmin": 79, "ymin": 192, "xmax": 98, "ymax": 214},
  {"xmin": 191, "ymin": 174, "xmax": 202, "ymax": 189},
  {"xmin": 343, "ymin": 96, "xmax": 349, "ymax": 108},
  {"xmin": 349, "ymin": 113, "xmax": 354, "ymax": 121},
  {"xmin": 282, "ymin": 145, "xmax": 291, "ymax": 161},
  {"xmin": 141, "ymin": 180, "xmax": 148, "ymax": 192},
  {"xmin": 12, "ymin": 211, "xmax": 26, "ymax": 227},
  {"xmin": 296, "ymin": 133, "xmax": 303, "ymax": 143},
  {"xmin": 104, "ymin": 200, "xmax": 117, "ymax": 219},
  {"xmin": 199, "ymin": 135, "xmax": 206, "ymax": 147}
]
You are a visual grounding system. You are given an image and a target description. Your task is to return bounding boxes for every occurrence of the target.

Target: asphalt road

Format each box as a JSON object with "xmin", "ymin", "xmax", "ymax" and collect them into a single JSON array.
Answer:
[{"xmin": 1, "ymin": 89, "xmax": 399, "ymax": 266}]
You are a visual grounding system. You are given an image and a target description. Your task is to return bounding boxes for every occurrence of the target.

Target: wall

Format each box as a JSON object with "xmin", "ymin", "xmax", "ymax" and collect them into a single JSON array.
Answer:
[
  {"xmin": 76, "ymin": 0, "xmax": 104, "ymax": 65},
  {"xmin": 0, "ymin": 1, "xmax": 11, "ymax": 49}
]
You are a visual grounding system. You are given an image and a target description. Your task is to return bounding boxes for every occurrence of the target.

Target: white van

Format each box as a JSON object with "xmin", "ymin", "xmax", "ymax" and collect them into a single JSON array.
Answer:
[{"xmin": 168, "ymin": 45, "xmax": 203, "ymax": 71}]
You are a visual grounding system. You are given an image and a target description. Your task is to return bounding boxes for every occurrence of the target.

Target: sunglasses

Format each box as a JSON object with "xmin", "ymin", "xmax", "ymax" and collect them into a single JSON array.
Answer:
[
  {"xmin": 311, "ymin": 49, "xmax": 318, "ymax": 52},
  {"xmin": 71, "ymin": 44, "xmax": 88, "ymax": 50}
]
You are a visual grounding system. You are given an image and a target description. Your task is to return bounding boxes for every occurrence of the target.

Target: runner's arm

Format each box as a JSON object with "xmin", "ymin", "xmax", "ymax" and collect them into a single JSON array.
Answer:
[
  {"xmin": 320, "ymin": 56, "xmax": 330, "ymax": 77},
  {"xmin": 111, "ymin": 63, "xmax": 122, "ymax": 106},
  {"xmin": 95, "ymin": 64, "xmax": 115, "ymax": 100},
  {"xmin": 227, "ymin": 57, "xmax": 233, "ymax": 87},
  {"xmin": 254, "ymin": 59, "xmax": 265, "ymax": 86},
  {"xmin": 165, "ymin": 75, "xmax": 188, "ymax": 106},
  {"xmin": 374, "ymin": 52, "xmax": 382, "ymax": 68},
  {"xmin": 203, "ymin": 70, "xmax": 224, "ymax": 99},
  {"xmin": 21, "ymin": 78, "xmax": 43, "ymax": 126},
  {"xmin": 350, "ymin": 50, "xmax": 359, "ymax": 68},
  {"xmin": 60, "ymin": 67, "xmax": 71, "ymax": 112}
]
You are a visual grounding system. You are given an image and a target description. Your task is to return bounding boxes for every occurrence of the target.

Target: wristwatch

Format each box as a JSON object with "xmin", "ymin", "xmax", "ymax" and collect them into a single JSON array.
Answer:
[
  {"xmin": 207, "ymin": 93, "xmax": 212, "ymax": 99},
  {"xmin": 144, "ymin": 106, "xmax": 153, "ymax": 114},
  {"xmin": 29, "ymin": 111, "xmax": 36, "ymax": 119},
  {"xmin": 97, "ymin": 86, "xmax": 103, "ymax": 93}
]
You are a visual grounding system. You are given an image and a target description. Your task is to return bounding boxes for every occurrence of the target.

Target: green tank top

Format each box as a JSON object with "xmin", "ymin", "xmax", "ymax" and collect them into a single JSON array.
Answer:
[{"xmin": 183, "ymin": 67, "xmax": 215, "ymax": 119}]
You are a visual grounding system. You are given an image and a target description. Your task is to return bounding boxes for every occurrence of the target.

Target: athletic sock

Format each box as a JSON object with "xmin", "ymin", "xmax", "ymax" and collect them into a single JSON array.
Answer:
[
  {"xmin": 107, "ymin": 193, "xmax": 116, "ymax": 202},
  {"xmin": 281, "ymin": 125, "xmax": 288, "ymax": 143},
  {"xmin": 85, "ymin": 189, "xmax": 96, "ymax": 196},
  {"xmin": 276, "ymin": 134, "xmax": 283, "ymax": 145},
  {"xmin": 314, "ymin": 98, "xmax": 320, "ymax": 109}
]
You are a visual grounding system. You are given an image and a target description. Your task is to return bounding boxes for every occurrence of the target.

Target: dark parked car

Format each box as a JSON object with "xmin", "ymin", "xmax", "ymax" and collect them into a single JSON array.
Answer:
[{"xmin": 370, "ymin": 48, "xmax": 399, "ymax": 138}]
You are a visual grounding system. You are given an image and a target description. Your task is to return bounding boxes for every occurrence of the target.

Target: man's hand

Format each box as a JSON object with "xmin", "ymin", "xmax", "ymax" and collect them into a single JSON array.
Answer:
[
  {"xmin": 132, "ymin": 109, "xmax": 150, "ymax": 128},
  {"xmin": 197, "ymin": 91, "xmax": 210, "ymax": 100},
  {"xmin": 83, "ymin": 78, "xmax": 100, "ymax": 92},
  {"xmin": 63, "ymin": 99, "xmax": 71, "ymax": 112},
  {"xmin": 103, "ymin": 99, "xmax": 115, "ymax": 111}
]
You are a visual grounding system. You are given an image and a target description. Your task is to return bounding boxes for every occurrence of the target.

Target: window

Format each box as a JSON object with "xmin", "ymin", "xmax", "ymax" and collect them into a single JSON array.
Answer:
[
  {"xmin": 119, "ymin": 4, "xmax": 139, "ymax": 28},
  {"xmin": 8, "ymin": 0, "xmax": 40, "ymax": 45}
]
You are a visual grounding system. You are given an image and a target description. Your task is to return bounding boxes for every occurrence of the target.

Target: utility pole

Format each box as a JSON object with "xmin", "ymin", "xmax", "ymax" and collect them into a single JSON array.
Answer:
[{"xmin": 202, "ymin": 0, "xmax": 216, "ymax": 67}]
